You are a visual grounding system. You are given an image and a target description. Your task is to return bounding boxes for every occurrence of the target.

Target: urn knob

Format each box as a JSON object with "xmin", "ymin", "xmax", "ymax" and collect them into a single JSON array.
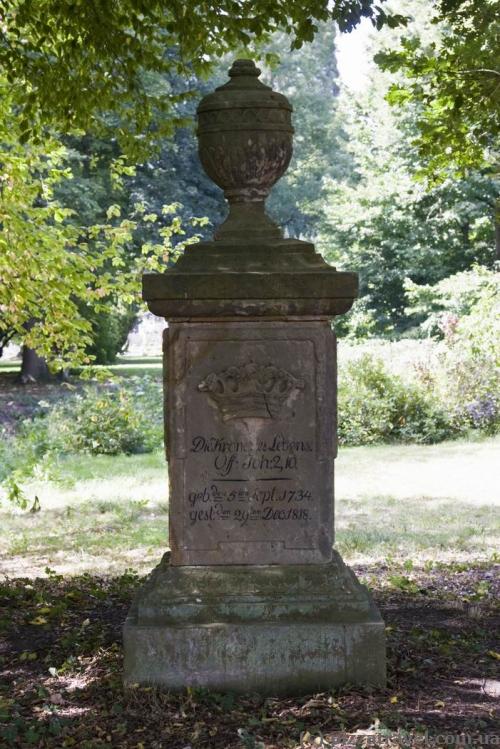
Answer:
[{"xmin": 197, "ymin": 59, "xmax": 294, "ymax": 243}]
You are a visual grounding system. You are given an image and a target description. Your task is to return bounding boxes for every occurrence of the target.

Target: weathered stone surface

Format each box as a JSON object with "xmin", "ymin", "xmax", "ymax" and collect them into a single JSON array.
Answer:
[
  {"xmin": 142, "ymin": 239, "xmax": 358, "ymax": 319},
  {"xmin": 124, "ymin": 619, "xmax": 385, "ymax": 694},
  {"xmin": 128, "ymin": 552, "xmax": 372, "ymax": 624},
  {"xmin": 197, "ymin": 59, "xmax": 293, "ymax": 243},
  {"xmin": 123, "ymin": 552, "xmax": 386, "ymax": 693},
  {"xmin": 166, "ymin": 321, "xmax": 335, "ymax": 566}
]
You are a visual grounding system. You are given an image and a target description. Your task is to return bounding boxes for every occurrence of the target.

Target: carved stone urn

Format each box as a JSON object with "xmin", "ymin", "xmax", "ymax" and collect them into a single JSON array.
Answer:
[{"xmin": 197, "ymin": 58, "xmax": 293, "ymax": 242}]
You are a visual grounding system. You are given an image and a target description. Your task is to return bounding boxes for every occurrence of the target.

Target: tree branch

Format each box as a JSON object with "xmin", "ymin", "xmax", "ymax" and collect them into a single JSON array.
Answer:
[{"xmin": 459, "ymin": 69, "xmax": 500, "ymax": 77}]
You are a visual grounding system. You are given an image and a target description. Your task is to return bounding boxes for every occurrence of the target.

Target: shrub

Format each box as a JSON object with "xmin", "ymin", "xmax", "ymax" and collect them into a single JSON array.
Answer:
[
  {"xmin": 337, "ymin": 354, "xmax": 454, "ymax": 446},
  {"xmin": 422, "ymin": 270, "xmax": 499, "ymax": 434},
  {"xmin": 1, "ymin": 377, "xmax": 163, "ymax": 481},
  {"xmin": 433, "ymin": 346, "xmax": 499, "ymax": 435},
  {"xmin": 0, "ymin": 376, "xmax": 163, "ymax": 506},
  {"xmin": 403, "ymin": 265, "xmax": 499, "ymax": 435},
  {"xmin": 48, "ymin": 378, "xmax": 162, "ymax": 455}
]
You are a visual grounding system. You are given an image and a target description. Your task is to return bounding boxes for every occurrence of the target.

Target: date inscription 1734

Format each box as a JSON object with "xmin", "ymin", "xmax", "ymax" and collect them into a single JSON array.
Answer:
[{"xmin": 170, "ymin": 324, "xmax": 334, "ymax": 564}]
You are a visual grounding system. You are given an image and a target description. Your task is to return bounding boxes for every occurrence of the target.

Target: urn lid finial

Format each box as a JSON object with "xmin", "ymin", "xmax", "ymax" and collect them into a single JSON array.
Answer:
[{"xmin": 228, "ymin": 59, "xmax": 261, "ymax": 77}]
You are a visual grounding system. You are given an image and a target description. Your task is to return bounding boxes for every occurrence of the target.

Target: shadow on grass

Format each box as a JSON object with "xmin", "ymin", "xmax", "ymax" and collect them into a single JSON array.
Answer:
[
  {"xmin": 335, "ymin": 496, "xmax": 497, "ymax": 561},
  {"xmin": 1, "ymin": 563, "xmax": 498, "ymax": 748}
]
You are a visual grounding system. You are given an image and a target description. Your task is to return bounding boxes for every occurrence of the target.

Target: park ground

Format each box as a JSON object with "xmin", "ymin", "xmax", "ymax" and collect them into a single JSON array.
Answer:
[{"xmin": 1, "ymin": 364, "xmax": 499, "ymax": 748}]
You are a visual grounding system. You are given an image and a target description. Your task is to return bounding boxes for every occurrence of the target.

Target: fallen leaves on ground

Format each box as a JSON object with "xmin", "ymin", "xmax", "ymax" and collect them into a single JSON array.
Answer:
[{"xmin": 0, "ymin": 563, "xmax": 498, "ymax": 748}]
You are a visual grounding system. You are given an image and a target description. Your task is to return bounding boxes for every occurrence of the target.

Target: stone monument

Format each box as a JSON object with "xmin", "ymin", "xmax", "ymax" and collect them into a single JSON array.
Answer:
[{"xmin": 123, "ymin": 59, "xmax": 386, "ymax": 692}]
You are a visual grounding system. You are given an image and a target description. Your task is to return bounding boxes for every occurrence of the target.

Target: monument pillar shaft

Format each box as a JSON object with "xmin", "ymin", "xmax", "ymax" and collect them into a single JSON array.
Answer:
[{"xmin": 165, "ymin": 320, "xmax": 336, "ymax": 566}]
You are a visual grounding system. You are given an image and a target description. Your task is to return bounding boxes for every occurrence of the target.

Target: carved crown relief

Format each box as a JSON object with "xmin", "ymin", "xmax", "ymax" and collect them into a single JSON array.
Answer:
[{"xmin": 198, "ymin": 361, "xmax": 305, "ymax": 421}]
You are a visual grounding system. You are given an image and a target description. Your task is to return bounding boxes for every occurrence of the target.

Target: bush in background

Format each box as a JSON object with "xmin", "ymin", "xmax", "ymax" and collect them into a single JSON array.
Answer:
[
  {"xmin": 50, "ymin": 385, "xmax": 160, "ymax": 455},
  {"xmin": 50, "ymin": 377, "xmax": 162, "ymax": 455},
  {"xmin": 407, "ymin": 265, "xmax": 499, "ymax": 435},
  {"xmin": 338, "ymin": 354, "xmax": 454, "ymax": 446},
  {"xmin": 0, "ymin": 376, "xmax": 164, "ymax": 506}
]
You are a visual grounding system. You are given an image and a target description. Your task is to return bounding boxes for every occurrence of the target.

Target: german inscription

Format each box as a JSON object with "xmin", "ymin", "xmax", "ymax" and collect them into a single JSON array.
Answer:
[{"xmin": 167, "ymin": 322, "xmax": 336, "ymax": 565}]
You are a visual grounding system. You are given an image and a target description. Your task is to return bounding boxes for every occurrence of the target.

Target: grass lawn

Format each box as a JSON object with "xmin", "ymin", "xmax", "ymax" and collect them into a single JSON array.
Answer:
[
  {"xmin": 1, "ymin": 438, "xmax": 499, "ymax": 747},
  {"xmin": 84, "ymin": 356, "xmax": 162, "ymax": 377},
  {"xmin": 0, "ymin": 356, "xmax": 162, "ymax": 377},
  {"xmin": 1, "ymin": 437, "xmax": 498, "ymax": 578},
  {"xmin": 0, "ymin": 359, "xmax": 20, "ymax": 373}
]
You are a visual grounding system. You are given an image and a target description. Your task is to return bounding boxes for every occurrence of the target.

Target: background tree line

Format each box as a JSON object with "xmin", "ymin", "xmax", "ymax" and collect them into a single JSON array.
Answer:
[{"xmin": 0, "ymin": 0, "xmax": 498, "ymax": 375}]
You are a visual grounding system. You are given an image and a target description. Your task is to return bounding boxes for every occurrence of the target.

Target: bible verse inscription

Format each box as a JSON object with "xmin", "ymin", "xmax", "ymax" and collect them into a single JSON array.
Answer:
[{"xmin": 187, "ymin": 433, "xmax": 313, "ymax": 527}]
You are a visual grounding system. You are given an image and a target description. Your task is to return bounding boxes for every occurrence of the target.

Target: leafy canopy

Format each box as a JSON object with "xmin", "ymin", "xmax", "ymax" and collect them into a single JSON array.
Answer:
[
  {"xmin": 375, "ymin": 0, "xmax": 500, "ymax": 178},
  {"xmin": 319, "ymin": 28, "xmax": 499, "ymax": 337},
  {"xmin": 0, "ymin": 0, "xmax": 406, "ymax": 154},
  {"xmin": 0, "ymin": 74, "xmax": 205, "ymax": 368}
]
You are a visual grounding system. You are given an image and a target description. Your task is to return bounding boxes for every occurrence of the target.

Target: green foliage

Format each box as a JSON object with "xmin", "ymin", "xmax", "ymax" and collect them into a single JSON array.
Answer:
[
  {"xmin": 337, "ymin": 354, "xmax": 454, "ymax": 446},
  {"xmin": 375, "ymin": 0, "xmax": 499, "ymax": 178},
  {"xmin": 409, "ymin": 267, "xmax": 500, "ymax": 434},
  {"xmin": 0, "ymin": 1, "xmax": 406, "ymax": 155},
  {"xmin": 51, "ymin": 384, "xmax": 162, "ymax": 455},
  {"xmin": 0, "ymin": 417, "xmax": 57, "ymax": 509},
  {"xmin": 83, "ymin": 307, "xmax": 138, "ymax": 365},
  {"xmin": 0, "ymin": 91, "xmax": 198, "ymax": 370},
  {"xmin": 321, "ymin": 31, "xmax": 499, "ymax": 336},
  {"xmin": 405, "ymin": 265, "xmax": 500, "ymax": 336},
  {"xmin": 0, "ymin": 78, "xmax": 96, "ymax": 366},
  {"xmin": 0, "ymin": 377, "xmax": 163, "ymax": 506},
  {"xmin": 54, "ymin": 378, "xmax": 162, "ymax": 456},
  {"xmin": 438, "ymin": 346, "xmax": 499, "ymax": 434},
  {"xmin": 264, "ymin": 23, "xmax": 351, "ymax": 238}
]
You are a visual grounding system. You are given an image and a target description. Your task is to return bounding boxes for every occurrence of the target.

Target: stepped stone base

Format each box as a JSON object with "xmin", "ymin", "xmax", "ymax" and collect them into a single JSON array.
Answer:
[{"xmin": 123, "ymin": 552, "xmax": 386, "ymax": 694}]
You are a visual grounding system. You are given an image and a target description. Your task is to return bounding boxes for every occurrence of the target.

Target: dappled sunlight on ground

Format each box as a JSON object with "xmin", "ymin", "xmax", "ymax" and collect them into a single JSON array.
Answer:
[
  {"xmin": 0, "ymin": 548, "xmax": 164, "ymax": 579},
  {"xmin": 1, "ymin": 566, "xmax": 498, "ymax": 747}
]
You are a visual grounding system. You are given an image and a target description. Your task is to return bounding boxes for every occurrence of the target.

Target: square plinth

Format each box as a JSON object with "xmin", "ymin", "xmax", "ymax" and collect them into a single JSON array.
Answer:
[
  {"xmin": 123, "ymin": 553, "xmax": 386, "ymax": 693},
  {"xmin": 165, "ymin": 321, "xmax": 336, "ymax": 566}
]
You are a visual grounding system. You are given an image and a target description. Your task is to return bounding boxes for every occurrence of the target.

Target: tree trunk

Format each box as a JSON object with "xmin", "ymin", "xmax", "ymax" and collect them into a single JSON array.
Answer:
[{"xmin": 19, "ymin": 345, "xmax": 51, "ymax": 384}]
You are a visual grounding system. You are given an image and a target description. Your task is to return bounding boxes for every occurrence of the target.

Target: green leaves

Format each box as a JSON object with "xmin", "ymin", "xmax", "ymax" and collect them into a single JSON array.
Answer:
[
  {"xmin": 321, "ymin": 32, "xmax": 499, "ymax": 339},
  {"xmin": 0, "ymin": 77, "xmax": 199, "ymax": 371},
  {"xmin": 0, "ymin": 0, "xmax": 407, "ymax": 154},
  {"xmin": 375, "ymin": 0, "xmax": 500, "ymax": 179}
]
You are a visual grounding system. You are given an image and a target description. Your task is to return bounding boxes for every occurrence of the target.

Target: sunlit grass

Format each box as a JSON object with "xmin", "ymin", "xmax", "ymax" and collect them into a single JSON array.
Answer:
[
  {"xmin": 0, "ymin": 355, "xmax": 162, "ymax": 377},
  {"xmin": 1, "ymin": 438, "xmax": 498, "ymax": 578},
  {"xmin": 85, "ymin": 356, "xmax": 162, "ymax": 377},
  {"xmin": 0, "ymin": 359, "xmax": 20, "ymax": 373}
]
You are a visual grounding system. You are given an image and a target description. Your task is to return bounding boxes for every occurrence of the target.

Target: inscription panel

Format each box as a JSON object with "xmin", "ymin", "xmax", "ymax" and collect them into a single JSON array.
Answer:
[{"xmin": 167, "ymin": 322, "xmax": 336, "ymax": 565}]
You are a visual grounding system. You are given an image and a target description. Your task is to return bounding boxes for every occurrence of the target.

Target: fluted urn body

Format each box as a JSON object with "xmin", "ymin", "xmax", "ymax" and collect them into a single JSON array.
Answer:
[{"xmin": 197, "ymin": 59, "xmax": 294, "ymax": 241}]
